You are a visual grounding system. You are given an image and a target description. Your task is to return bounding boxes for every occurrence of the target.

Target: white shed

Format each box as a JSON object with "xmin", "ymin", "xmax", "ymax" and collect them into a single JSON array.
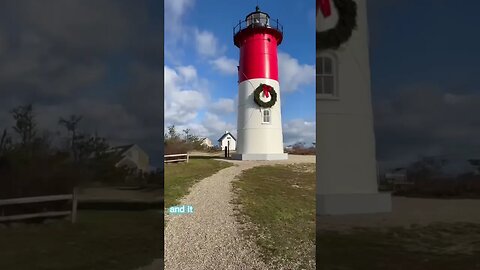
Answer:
[{"xmin": 218, "ymin": 131, "xmax": 236, "ymax": 151}]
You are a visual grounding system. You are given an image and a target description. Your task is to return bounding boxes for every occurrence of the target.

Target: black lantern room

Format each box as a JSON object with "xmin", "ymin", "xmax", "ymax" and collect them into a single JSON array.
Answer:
[{"xmin": 233, "ymin": 6, "xmax": 283, "ymax": 47}]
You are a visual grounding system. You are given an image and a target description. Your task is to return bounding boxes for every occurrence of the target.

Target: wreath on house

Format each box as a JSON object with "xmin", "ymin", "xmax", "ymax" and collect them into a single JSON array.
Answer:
[
  {"xmin": 253, "ymin": 84, "xmax": 277, "ymax": 108},
  {"xmin": 317, "ymin": 0, "xmax": 357, "ymax": 51}
]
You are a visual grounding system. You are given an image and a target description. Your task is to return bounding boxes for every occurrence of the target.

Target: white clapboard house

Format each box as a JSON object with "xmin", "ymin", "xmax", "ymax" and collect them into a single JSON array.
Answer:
[
  {"xmin": 218, "ymin": 131, "xmax": 236, "ymax": 151},
  {"xmin": 200, "ymin": 137, "xmax": 213, "ymax": 148},
  {"xmin": 108, "ymin": 144, "xmax": 150, "ymax": 173}
]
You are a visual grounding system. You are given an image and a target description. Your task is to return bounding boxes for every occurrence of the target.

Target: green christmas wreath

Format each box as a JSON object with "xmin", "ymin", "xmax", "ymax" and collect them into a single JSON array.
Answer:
[
  {"xmin": 317, "ymin": 0, "xmax": 357, "ymax": 51},
  {"xmin": 253, "ymin": 84, "xmax": 277, "ymax": 108}
]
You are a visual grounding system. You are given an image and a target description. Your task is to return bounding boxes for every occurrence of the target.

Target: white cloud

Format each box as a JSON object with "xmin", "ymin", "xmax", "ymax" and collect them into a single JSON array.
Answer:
[
  {"xmin": 282, "ymin": 119, "xmax": 316, "ymax": 146},
  {"xmin": 210, "ymin": 56, "xmax": 237, "ymax": 75},
  {"xmin": 194, "ymin": 29, "xmax": 224, "ymax": 58},
  {"xmin": 278, "ymin": 52, "xmax": 315, "ymax": 93},
  {"xmin": 31, "ymin": 99, "xmax": 151, "ymax": 149},
  {"xmin": 164, "ymin": 65, "xmax": 208, "ymax": 125},
  {"xmin": 164, "ymin": 64, "xmax": 238, "ymax": 144},
  {"xmin": 165, "ymin": 0, "xmax": 195, "ymax": 31},
  {"xmin": 443, "ymin": 93, "xmax": 470, "ymax": 105},
  {"xmin": 177, "ymin": 65, "xmax": 197, "ymax": 82},
  {"xmin": 165, "ymin": 0, "xmax": 194, "ymax": 18},
  {"xmin": 174, "ymin": 123, "xmax": 209, "ymax": 139},
  {"xmin": 164, "ymin": 0, "xmax": 196, "ymax": 62},
  {"xmin": 210, "ymin": 98, "xmax": 235, "ymax": 114},
  {"xmin": 202, "ymin": 112, "xmax": 236, "ymax": 139},
  {"xmin": 375, "ymin": 87, "xmax": 480, "ymax": 168}
]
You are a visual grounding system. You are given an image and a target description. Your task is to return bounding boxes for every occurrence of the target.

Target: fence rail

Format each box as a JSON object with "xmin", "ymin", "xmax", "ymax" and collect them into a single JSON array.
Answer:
[
  {"xmin": 164, "ymin": 153, "xmax": 189, "ymax": 163},
  {"xmin": 0, "ymin": 189, "xmax": 78, "ymax": 223}
]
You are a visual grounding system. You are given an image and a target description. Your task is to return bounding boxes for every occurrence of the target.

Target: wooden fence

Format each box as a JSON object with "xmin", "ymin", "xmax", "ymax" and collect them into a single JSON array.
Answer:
[
  {"xmin": 0, "ymin": 189, "xmax": 78, "ymax": 223},
  {"xmin": 164, "ymin": 153, "xmax": 189, "ymax": 163}
]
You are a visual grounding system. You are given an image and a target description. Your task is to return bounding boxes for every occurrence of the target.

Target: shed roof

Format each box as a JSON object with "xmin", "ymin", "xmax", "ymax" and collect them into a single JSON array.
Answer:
[{"xmin": 217, "ymin": 132, "xmax": 236, "ymax": 142}]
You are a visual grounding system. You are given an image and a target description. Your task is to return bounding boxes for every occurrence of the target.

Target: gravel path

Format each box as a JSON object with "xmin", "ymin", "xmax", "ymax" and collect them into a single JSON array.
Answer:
[
  {"xmin": 164, "ymin": 155, "xmax": 315, "ymax": 270},
  {"xmin": 136, "ymin": 259, "xmax": 163, "ymax": 270}
]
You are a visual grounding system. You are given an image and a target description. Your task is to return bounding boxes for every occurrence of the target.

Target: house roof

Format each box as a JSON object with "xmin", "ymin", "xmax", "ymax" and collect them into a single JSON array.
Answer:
[
  {"xmin": 217, "ymin": 132, "xmax": 236, "ymax": 142},
  {"xmin": 109, "ymin": 144, "xmax": 135, "ymax": 156},
  {"xmin": 109, "ymin": 144, "xmax": 151, "ymax": 171}
]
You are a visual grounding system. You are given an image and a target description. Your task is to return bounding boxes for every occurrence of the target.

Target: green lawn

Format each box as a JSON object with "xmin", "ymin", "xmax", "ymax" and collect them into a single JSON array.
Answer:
[
  {"xmin": 232, "ymin": 163, "xmax": 316, "ymax": 269},
  {"xmin": 164, "ymin": 157, "xmax": 232, "ymax": 208},
  {"xmin": 0, "ymin": 210, "xmax": 162, "ymax": 270},
  {"xmin": 317, "ymin": 222, "xmax": 480, "ymax": 270}
]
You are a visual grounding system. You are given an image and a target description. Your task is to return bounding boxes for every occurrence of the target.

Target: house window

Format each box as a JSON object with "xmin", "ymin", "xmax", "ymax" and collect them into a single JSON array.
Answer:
[
  {"xmin": 262, "ymin": 109, "xmax": 271, "ymax": 124},
  {"xmin": 317, "ymin": 55, "xmax": 337, "ymax": 97}
]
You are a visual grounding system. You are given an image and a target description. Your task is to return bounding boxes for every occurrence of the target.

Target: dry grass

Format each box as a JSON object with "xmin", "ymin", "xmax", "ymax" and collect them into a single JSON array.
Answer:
[
  {"xmin": 232, "ymin": 163, "xmax": 316, "ymax": 269},
  {"xmin": 317, "ymin": 222, "xmax": 480, "ymax": 270},
  {"xmin": 0, "ymin": 210, "xmax": 162, "ymax": 270},
  {"xmin": 164, "ymin": 157, "xmax": 232, "ymax": 208}
]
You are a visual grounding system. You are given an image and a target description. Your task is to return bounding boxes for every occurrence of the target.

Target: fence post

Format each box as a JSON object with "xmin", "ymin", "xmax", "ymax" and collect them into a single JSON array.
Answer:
[
  {"xmin": 71, "ymin": 187, "xmax": 78, "ymax": 224},
  {"xmin": 186, "ymin": 154, "xmax": 189, "ymax": 163}
]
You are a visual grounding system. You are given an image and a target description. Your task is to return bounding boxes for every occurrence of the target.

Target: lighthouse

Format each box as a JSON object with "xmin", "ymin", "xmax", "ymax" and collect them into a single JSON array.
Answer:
[
  {"xmin": 316, "ymin": 0, "xmax": 391, "ymax": 215},
  {"xmin": 232, "ymin": 6, "xmax": 288, "ymax": 161}
]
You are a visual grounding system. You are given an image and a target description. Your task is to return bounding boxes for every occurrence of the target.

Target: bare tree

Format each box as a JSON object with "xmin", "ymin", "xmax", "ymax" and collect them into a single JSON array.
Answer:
[
  {"xmin": 59, "ymin": 114, "xmax": 83, "ymax": 161},
  {"xmin": 10, "ymin": 104, "xmax": 37, "ymax": 147},
  {"xmin": 183, "ymin": 128, "xmax": 191, "ymax": 141},
  {"xmin": 0, "ymin": 129, "xmax": 12, "ymax": 154},
  {"xmin": 166, "ymin": 125, "xmax": 181, "ymax": 141}
]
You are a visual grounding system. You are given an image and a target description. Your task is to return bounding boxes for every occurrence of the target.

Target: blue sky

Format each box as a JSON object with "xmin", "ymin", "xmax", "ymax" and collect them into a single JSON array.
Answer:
[
  {"xmin": 164, "ymin": 0, "xmax": 316, "ymax": 146},
  {"xmin": 368, "ymin": 0, "xmax": 480, "ymax": 169},
  {"xmin": 368, "ymin": 0, "xmax": 480, "ymax": 97}
]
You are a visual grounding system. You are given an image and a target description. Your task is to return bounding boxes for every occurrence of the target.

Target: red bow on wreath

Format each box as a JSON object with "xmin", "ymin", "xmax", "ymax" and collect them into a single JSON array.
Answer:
[
  {"xmin": 262, "ymin": 84, "xmax": 271, "ymax": 98},
  {"xmin": 317, "ymin": 0, "xmax": 332, "ymax": 17}
]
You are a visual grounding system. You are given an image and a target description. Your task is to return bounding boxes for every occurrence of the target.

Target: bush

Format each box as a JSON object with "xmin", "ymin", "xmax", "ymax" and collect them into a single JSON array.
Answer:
[
  {"xmin": 0, "ymin": 147, "xmax": 77, "ymax": 199},
  {"xmin": 385, "ymin": 157, "xmax": 480, "ymax": 198},
  {"xmin": 164, "ymin": 125, "xmax": 210, "ymax": 154},
  {"xmin": 0, "ymin": 104, "xmax": 146, "ymax": 200},
  {"xmin": 164, "ymin": 141, "xmax": 189, "ymax": 155},
  {"xmin": 285, "ymin": 142, "xmax": 316, "ymax": 155}
]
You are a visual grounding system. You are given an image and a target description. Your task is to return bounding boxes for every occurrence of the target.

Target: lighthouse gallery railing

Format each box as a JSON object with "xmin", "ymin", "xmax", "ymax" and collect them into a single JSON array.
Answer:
[{"xmin": 233, "ymin": 18, "xmax": 283, "ymax": 36}]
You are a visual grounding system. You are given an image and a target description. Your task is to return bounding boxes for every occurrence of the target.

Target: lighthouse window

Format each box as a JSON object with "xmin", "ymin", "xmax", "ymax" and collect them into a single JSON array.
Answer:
[
  {"xmin": 247, "ymin": 12, "xmax": 268, "ymax": 27},
  {"xmin": 262, "ymin": 109, "xmax": 271, "ymax": 124},
  {"xmin": 317, "ymin": 56, "xmax": 337, "ymax": 97}
]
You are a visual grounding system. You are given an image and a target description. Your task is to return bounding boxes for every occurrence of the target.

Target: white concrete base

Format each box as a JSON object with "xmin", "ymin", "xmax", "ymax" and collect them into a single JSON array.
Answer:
[
  {"xmin": 317, "ymin": 192, "xmax": 392, "ymax": 215},
  {"xmin": 231, "ymin": 153, "xmax": 288, "ymax": 161}
]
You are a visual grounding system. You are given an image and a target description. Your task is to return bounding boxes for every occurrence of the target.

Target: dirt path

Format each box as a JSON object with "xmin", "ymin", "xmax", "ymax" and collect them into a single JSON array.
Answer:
[{"xmin": 164, "ymin": 155, "xmax": 315, "ymax": 270}]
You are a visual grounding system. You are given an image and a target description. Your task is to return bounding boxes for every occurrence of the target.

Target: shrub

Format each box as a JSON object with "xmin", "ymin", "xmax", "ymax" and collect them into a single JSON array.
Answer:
[
  {"xmin": 383, "ymin": 156, "xmax": 480, "ymax": 198},
  {"xmin": 285, "ymin": 142, "xmax": 316, "ymax": 155},
  {"xmin": 164, "ymin": 125, "xmax": 210, "ymax": 154}
]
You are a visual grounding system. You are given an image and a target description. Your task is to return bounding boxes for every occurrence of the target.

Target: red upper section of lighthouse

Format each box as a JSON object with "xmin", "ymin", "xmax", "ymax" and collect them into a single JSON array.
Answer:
[{"xmin": 233, "ymin": 6, "xmax": 283, "ymax": 83}]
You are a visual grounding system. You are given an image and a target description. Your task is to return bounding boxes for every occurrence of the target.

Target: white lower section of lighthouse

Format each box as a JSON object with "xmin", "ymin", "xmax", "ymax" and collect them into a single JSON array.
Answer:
[
  {"xmin": 232, "ymin": 78, "xmax": 288, "ymax": 161},
  {"xmin": 316, "ymin": 0, "xmax": 391, "ymax": 215}
]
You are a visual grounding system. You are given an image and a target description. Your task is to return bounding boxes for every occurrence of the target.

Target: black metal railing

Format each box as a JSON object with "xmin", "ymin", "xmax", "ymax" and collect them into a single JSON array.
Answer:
[{"xmin": 233, "ymin": 17, "xmax": 283, "ymax": 36}]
